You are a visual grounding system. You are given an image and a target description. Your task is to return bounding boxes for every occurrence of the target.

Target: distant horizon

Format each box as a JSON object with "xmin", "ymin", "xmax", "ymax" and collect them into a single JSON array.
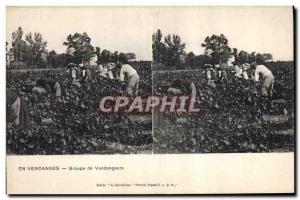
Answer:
[
  {"xmin": 6, "ymin": 26, "xmax": 294, "ymax": 62},
  {"xmin": 6, "ymin": 24, "xmax": 294, "ymax": 62},
  {"xmin": 6, "ymin": 7, "xmax": 293, "ymax": 62},
  {"xmin": 153, "ymin": 7, "xmax": 293, "ymax": 62},
  {"xmin": 6, "ymin": 27, "xmax": 152, "ymax": 61}
]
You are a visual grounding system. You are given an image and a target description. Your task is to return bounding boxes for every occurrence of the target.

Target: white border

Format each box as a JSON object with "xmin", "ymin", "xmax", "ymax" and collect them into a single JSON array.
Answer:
[
  {"xmin": 1, "ymin": 0, "xmax": 298, "ymax": 6},
  {"xmin": 1, "ymin": 0, "xmax": 299, "ymax": 199}
]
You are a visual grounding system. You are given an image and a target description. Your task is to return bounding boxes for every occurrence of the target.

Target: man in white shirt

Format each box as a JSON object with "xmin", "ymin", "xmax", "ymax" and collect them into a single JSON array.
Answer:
[
  {"xmin": 67, "ymin": 63, "xmax": 81, "ymax": 87},
  {"xmin": 251, "ymin": 62, "xmax": 274, "ymax": 97},
  {"xmin": 206, "ymin": 68, "xmax": 212, "ymax": 84},
  {"xmin": 97, "ymin": 64, "xmax": 104, "ymax": 76},
  {"xmin": 80, "ymin": 64, "xmax": 92, "ymax": 83},
  {"xmin": 242, "ymin": 63, "xmax": 251, "ymax": 80},
  {"xmin": 106, "ymin": 63, "xmax": 115, "ymax": 79},
  {"xmin": 118, "ymin": 62, "xmax": 140, "ymax": 96},
  {"xmin": 234, "ymin": 63, "xmax": 243, "ymax": 78},
  {"xmin": 98, "ymin": 63, "xmax": 115, "ymax": 79}
]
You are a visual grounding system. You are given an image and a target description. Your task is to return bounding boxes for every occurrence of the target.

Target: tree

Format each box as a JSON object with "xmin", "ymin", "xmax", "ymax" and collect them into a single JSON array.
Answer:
[
  {"xmin": 152, "ymin": 29, "xmax": 166, "ymax": 64},
  {"xmin": 164, "ymin": 34, "xmax": 186, "ymax": 68},
  {"xmin": 57, "ymin": 53, "xmax": 73, "ymax": 68},
  {"xmin": 255, "ymin": 53, "xmax": 273, "ymax": 64},
  {"xmin": 95, "ymin": 47, "xmax": 101, "ymax": 64},
  {"xmin": 255, "ymin": 53, "xmax": 265, "ymax": 64},
  {"xmin": 194, "ymin": 54, "xmax": 213, "ymax": 67},
  {"xmin": 236, "ymin": 50, "xmax": 273, "ymax": 64},
  {"xmin": 111, "ymin": 51, "xmax": 119, "ymax": 63},
  {"xmin": 63, "ymin": 32, "xmax": 94, "ymax": 64},
  {"xmin": 25, "ymin": 32, "xmax": 48, "ymax": 66},
  {"xmin": 201, "ymin": 34, "xmax": 232, "ymax": 65},
  {"xmin": 262, "ymin": 53, "xmax": 273, "ymax": 62},
  {"xmin": 186, "ymin": 52, "xmax": 195, "ymax": 69},
  {"xmin": 96, "ymin": 49, "xmax": 136, "ymax": 64},
  {"xmin": 47, "ymin": 51, "xmax": 72, "ymax": 68},
  {"xmin": 10, "ymin": 27, "xmax": 48, "ymax": 67},
  {"xmin": 152, "ymin": 30, "xmax": 187, "ymax": 69},
  {"xmin": 100, "ymin": 49, "xmax": 112, "ymax": 63},
  {"xmin": 47, "ymin": 50, "xmax": 58, "ymax": 67},
  {"xmin": 233, "ymin": 48, "xmax": 238, "ymax": 61},
  {"xmin": 118, "ymin": 52, "xmax": 128, "ymax": 63},
  {"xmin": 125, "ymin": 53, "xmax": 136, "ymax": 61},
  {"xmin": 11, "ymin": 26, "xmax": 27, "ymax": 62},
  {"xmin": 249, "ymin": 51, "xmax": 256, "ymax": 63},
  {"xmin": 237, "ymin": 50, "xmax": 249, "ymax": 64}
]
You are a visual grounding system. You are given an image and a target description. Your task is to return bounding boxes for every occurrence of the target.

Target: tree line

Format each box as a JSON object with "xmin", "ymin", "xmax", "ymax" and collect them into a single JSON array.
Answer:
[
  {"xmin": 152, "ymin": 29, "xmax": 273, "ymax": 70},
  {"xmin": 6, "ymin": 26, "xmax": 137, "ymax": 69}
]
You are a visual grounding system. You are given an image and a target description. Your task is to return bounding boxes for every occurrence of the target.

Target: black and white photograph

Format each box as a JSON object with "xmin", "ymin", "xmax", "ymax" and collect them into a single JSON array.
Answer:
[
  {"xmin": 6, "ymin": 7, "xmax": 153, "ymax": 155},
  {"xmin": 6, "ymin": 7, "xmax": 295, "ymax": 154},
  {"xmin": 5, "ymin": 6, "xmax": 295, "ymax": 194},
  {"xmin": 152, "ymin": 7, "xmax": 294, "ymax": 153}
]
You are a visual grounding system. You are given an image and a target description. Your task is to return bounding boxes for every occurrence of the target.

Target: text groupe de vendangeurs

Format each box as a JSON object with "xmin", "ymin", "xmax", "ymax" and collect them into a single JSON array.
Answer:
[
  {"xmin": 99, "ymin": 95, "xmax": 200, "ymax": 113},
  {"xmin": 20, "ymin": 166, "xmax": 124, "ymax": 171}
]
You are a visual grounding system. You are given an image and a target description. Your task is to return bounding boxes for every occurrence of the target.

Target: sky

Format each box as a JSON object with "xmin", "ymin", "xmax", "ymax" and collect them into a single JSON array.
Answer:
[
  {"xmin": 6, "ymin": 7, "xmax": 154, "ymax": 61},
  {"xmin": 152, "ymin": 7, "xmax": 293, "ymax": 61},
  {"xmin": 7, "ymin": 6, "xmax": 294, "ymax": 61}
]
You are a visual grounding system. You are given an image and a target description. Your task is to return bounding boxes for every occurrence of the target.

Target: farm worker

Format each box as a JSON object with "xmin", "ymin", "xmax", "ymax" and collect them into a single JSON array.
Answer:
[
  {"xmin": 100, "ymin": 65, "xmax": 108, "ymax": 77},
  {"xmin": 32, "ymin": 86, "xmax": 46, "ymax": 94},
  {"xmin": 215, "ymin": 64, "xmax": 222, "ymax": 78},
  {"xmin": 204, "ymin": 65, "xmax": 216, "ymax": 88},
  {"xmin": 206, "ymin": 68, "xmax": 212, "ymax": 84},
  {"xmin": 67, "ymin": 63, "xmax": 75, "ymax": 78},
  {"xmin": 96, "ymin": 64, "xmax": 104, "ymax": 76},
  {"xmin": 6, "ymin": 90, "xmax": 30, "ymax": 128},
  {"xmin": 168, "ymin": 79, "xmax": 199, "ymax": 100},
  {"xmin": 80, "ymin": 64, "xmax": 92, "ymax": 83},
  {"xmin": 251, "ymin": 62, "xmax": 274, "ymax": 97},
  {"xmin": 36, "ymin": 78, "xmax": 66, "ymax": 103},
  {"xmin": 216, "ymin": 64, "xmax": 227, "ymax": 83},
  {"xmin": 234, "ymin": 63, "xmax": 243, "ymax": 78},
  {"xmin": 106, "ymin": 63, "xmax": 116, "ymax": 79},
  {"xmin": 118, "ymin": 60, "xmax": 140, "ymax": 96},
  {"xmin": 68, "ymin": 63, "xmax": 81, "ymax": 87},
  {"xmin": 242, "ymin": 63, "xmax": 251, "ymax": 80},
  {"xmin": 78, "ymin": 63, "xmax": 85, "ymax": 77},
  {"xmin": 98, "ymin": 63, "xmax": 115, "ymax": 79}
]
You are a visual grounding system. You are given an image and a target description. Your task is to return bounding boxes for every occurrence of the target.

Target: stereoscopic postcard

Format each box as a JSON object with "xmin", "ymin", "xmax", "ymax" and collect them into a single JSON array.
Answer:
[{"xmin": 6, "ymin": 6, "xmax": 294, "ymax": 194}]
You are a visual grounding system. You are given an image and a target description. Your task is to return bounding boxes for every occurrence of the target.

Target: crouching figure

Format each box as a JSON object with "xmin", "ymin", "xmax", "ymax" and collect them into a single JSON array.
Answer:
[{"xmin": 7, "ymin": 90, "xmax": 30, "ymax": 128}]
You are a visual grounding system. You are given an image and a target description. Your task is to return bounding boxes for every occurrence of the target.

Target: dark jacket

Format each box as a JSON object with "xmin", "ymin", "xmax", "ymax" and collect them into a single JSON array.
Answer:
[
  {"xmin": 36, "ymin": 78, "xmax": 65, "ymax": 96},
  {"xmin": 171, "ymin": 79, "xmax": 199, "ymax": 96}
]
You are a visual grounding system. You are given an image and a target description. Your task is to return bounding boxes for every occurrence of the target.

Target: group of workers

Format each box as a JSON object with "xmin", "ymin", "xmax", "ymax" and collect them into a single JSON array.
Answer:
[
  {"xmin": 234, "ymin": 62, "xmax": 274, "ymax": 97},
  {"xmin": 7, "ymin": 58, "xmax": 275, "ymax": 128},
  {"xmin": 168, "ymin": 61, "xmax": 275, "ymax": 100},
  {"xmin": 67, "ymin": 60, "xmax": 140, "ymax": 96},
  {"xmin": 67, "ymin": 63, "xmax": 92, "ymax": 87},
  {"xmin": 7, "ymin": 59, "xmax": 140, "ymax": 128}
]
